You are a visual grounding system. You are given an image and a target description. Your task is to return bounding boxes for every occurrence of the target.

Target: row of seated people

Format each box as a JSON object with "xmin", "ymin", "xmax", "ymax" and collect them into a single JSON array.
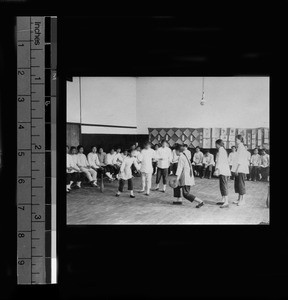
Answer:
[
  {"xmin": 66, "ymin": 145, "xmax": 127, "ymax": 192},
  {"xmin": 66, "ymin": 143, "xmax": 270, "ymax": 192}
]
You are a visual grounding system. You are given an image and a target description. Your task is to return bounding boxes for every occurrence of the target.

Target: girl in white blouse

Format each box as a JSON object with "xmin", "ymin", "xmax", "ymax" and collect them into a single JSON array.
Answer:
[
  {"xmin": 231, "ymin": 135, "xmax": 249, "ymax": 206},
  {"xmin": 116, "ymin": 149, "xmax": 140, "ymax": 198},
  {"xmin": 214, "ymin": 139, "xmax": 231, "ymax": 208}
]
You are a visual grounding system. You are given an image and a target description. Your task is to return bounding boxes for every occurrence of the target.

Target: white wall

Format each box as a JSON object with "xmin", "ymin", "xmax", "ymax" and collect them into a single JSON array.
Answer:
[
  {"xmin": 80, "ymin": 77, "xmax": 137, "ymax": 128},
  {"xmin": 136, "ymin": 77, "xmax": 269, "ymax": 134},
  {"xmin": 67, "ymin": 76, "xmax": 269, "ymax": 135},
  {"xmin": 66, "ymin": 77, "xmax": 80, "ymax": 123}
]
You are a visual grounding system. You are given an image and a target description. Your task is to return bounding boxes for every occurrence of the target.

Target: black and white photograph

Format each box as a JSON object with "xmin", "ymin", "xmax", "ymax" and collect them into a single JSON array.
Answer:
[
  {"xmin": 2, "ymin": 2, "xmax": 287, "ymax": 298},
  {"xmin": 66, "ymin": 76, "xmax": 269, "ymax": 224}
]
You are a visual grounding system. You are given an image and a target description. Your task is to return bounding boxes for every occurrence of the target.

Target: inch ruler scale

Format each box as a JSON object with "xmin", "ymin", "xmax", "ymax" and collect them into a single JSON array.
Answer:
[{"xmin": 17, "ymin": 16, "xmax": 57, "ymax": 284}]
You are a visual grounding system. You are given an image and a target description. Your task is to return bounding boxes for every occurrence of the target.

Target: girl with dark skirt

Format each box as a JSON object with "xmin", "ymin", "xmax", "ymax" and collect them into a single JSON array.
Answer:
[
  {"xmin": 231, "ymin": 135, "xmax": 249, "ymax": 206},
  {"xmin": 214, "ymin": 139, "xmax": 231, "ymax": 208}
]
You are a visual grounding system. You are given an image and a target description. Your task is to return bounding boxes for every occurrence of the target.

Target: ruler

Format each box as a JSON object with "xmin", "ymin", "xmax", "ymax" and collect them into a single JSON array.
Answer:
[{"xmin": 17, "ymin": 16, "xmax": 57, "ymax": 284}]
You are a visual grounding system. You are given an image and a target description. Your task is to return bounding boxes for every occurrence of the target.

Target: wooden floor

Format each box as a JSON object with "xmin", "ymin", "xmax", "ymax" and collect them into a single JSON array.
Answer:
[{"xmin": 67, "ymin": 175, "xmax": 269, "ymax": 225}]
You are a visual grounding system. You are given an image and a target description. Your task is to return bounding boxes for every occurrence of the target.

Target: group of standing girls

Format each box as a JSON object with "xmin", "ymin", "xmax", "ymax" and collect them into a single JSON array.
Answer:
[{"xmin": 214, "ymin": 134, "xmax": 248, "ymax": 208}]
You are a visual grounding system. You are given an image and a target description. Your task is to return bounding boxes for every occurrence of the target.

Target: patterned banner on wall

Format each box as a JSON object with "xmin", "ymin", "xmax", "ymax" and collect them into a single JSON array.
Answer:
[{"xmin": 148, "ymin": 127, "xmax": 269, "ymax": 149}]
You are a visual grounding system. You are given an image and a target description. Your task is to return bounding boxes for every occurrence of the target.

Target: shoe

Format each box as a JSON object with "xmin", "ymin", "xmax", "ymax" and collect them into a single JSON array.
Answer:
[
  {"xmin": 138, "ymin": 190, "xmax": 145, "ymax": 193},
  {"xmin": 160, "ymin": 190, "xmax": 166, "ymax": 193},
  {"xmin": 196, "ymin": 202, "xmax": 204, "ymax": 208},
  {"xmin": 144, "ymin": 193, "xmax": 149, "ymax": 196},
  {"xmin": 154, "ymin": 187, "xmax": 159, "ymax": 191},
  {"xmin": 232, "ymin": 200, "xmax": 239, "ymax": 204},
  {"xmin": 220, "ymin": 203, "xmax": 229, "ymax": 208},
  {"xmin": 75, "ymin": 185, "xmax": 80, "ymax": 189},
  {"xmin": 66, "ymin": 189, "xmax": 70, "ymax": 193},
  {"xmin": 115, "ymin": 194, "xmax": 120, "ymax": 197},
  {"xmin": 130, "ymin": 195, "xmax": 135, "ymax": 198},
  {"xmin": 173, "ymin": 201, "xmax": 183, "ymax": 205},
  {"xmin": 216, "ymin": 202, "xmax": 225, "ymax": 205}
]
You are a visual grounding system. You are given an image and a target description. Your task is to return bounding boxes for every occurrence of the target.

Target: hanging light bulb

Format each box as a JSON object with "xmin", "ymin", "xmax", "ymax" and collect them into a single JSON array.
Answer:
[{"xmin": 200, "ymin": 77, "xmax": 206, "ymax": 106}]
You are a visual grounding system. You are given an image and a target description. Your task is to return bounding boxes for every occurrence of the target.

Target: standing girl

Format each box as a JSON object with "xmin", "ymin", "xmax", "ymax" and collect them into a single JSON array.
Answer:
[
  {"xmin": 116, "ymin": 149, "xmax": 140, "ymax": 198},
  {"xmin": 214, "ymin": 139, "xmax": 231, "ymax": 208},
  {"xmin": 231, "ymin": 135, "xmax": 249, "ymax": 206}
]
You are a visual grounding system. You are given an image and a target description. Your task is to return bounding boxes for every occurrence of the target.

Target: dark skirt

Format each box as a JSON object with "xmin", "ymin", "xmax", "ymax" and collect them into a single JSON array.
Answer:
[
  {"xmin": 234, "ymin": 173, "xmax": 246, "ymax": 195},
  {"xmin": 219, "ymin": 175, "xmax": 228, "ymax": 196}
]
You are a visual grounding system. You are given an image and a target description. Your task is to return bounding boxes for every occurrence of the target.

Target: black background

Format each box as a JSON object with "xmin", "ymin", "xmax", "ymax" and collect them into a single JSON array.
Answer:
[{"xmin": 0, "ymin": 1, "xmax": 287, "ymax": 299}]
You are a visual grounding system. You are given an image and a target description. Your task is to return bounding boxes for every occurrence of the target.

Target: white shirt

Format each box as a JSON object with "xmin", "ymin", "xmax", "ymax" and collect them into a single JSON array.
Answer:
[
  {"xmin": 250, "ymin": 154, "xmax": 261, "ymax": 166},
  {"xmin": 228, "ymin": 151, "xmax": 237, "ymax": 166},
  {"xmin": 154, "ymin": 149, "xmax": 161, "ymax": 162},
  {"xmin": 193, "ymin": 151, "xmax": 203, "ymax": 165},
  {"xmin": 157, "ymin": 146, "xmax": 172, "ymax": 169},
  {"xmin": 119, "ymin": 156, "xmax": 140, "ymax": 180},
  {"xmin": 183, "ymin": 149, "xmax": 191, "ymax": 161},
  {"xmin": 105, "ymin": 153, "xmax": 116, "ymax": 165},
  {"xmin": 231, "ymin": 143, "xmax": 249, "ymax": 174},
  {"xmin": 77, "ymin": 153, "xmax": 89, "ymax": 168},
  {"xmin": 203, "ymin": 153, "xmax": 215, "ymax": 166},
  {"xmin": 113, "ymin": 153, "xmax": 124, "ymax": 166},
  {"xmin": 139, "ymin": 148, "xmax": 155, "ymax": 173},
  {"xmin": 67, "ymin": 154, "xmax": 76, "ymax": 173},
  {"xmin": 215, "ymin": 147, "xmax": 231, "ymax": 176},
  {"xmin": 246, "ymin": 150, "xmax": 251, "ymax": 165},
  {"xmin": 260, "ymin": 154, "xmax": 270, "ymax": 168},
  {"xmin": 176, "ymin": 153, "xmax": 195, "ymax": 187},
  {"xmin": 97, "ymin": 152, "xmax": 106, "ymax": 165},
  {"xmin": 70, "ymin": 154, "xmax": 78, "ymax": 167},
  {"xmin": 172, "ymin": 149, "xmax": 180, "ymax": 163},
  {"xmin": 87, "ymin": 152, "xmax": 100, "ymax": 169}
]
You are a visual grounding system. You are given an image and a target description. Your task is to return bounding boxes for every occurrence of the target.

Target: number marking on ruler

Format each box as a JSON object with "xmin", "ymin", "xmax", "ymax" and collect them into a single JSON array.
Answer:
[{"xmin": 17, "ymin": 16, "xmax": 57, "ymax": 285}]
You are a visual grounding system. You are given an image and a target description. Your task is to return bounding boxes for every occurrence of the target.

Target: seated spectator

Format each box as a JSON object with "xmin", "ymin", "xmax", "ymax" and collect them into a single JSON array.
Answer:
[
  {"xmin": 202, "ymin": 150, "xmax": 215, "ymax": 179},
  {"xmin": 250, "ymin": 148, "xmax": 261, "ymax": 181},
  {"xmin": 192, "ymin": 146, "xmax": 204, "ymax": 177},
  {"xmin": 66, "ymin": 146, "xmax": 81, "ymax": 192},
  {"xmin": 69, "ymin": 146, "xmax": 84, "ymax": 189},
  {"xmin": 87, "ymin": 146, "xmax": 105, "ymax": 179},
  {"xmin": 104, "ymin": 148, "xmax": 117, "ymax": 179},
  {"xmin": 77, "ymin": 145, "xmax": 98, "ymax": 187},
  {"xmin": 259, "ymin": 149, "xmax": 270, "ymax": 181},
  {"xmin": 113, "ymin": 148, "xmax": 124, "ymax": 178},
  {"xmin": 97, "ymin": 147, "xmax": 106, "ymax": 167}
]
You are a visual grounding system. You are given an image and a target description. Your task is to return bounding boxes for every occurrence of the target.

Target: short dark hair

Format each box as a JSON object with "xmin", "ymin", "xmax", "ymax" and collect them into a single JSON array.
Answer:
[
  {"xmin": 236, "ymin": 134, "xmax": 244, "ymax": 143},
  {"xmin": 216, "ymin": 139, "xmax": 225, "ymax": 147},
  {"xmin": 70, "ymin": 146, "xmax": 76, "ymax": 151},
  {"xmin": 231, "ymin": 146, "xmax": 236, "ymax": 150},
  {"xmin": 66, "ymin": 145, "xmax": 69, "ymax": 148},
  {"xmin": 183, "ymin": 144, "xmax": 188, "ymax": 148},
  {"xmin": 77, "ymin": 145, "xmax": 83, "ymax": 151},
  {"xmin": 144, "ymin": 141, "xmax": 151, "ymax": 147},
  {"xmin": 91, "ymin": 145, "xmax": 97, "ymax": 150},
  {"xmin": 161, "ymin": 139, "xmax": 166, "ymax": 144},
  {"xmin": 175, "ymin": 144, "xmax": 182, "ymax": 151},
  {"xmin": 196, "ymin": 146, "xmax": 200, "ymax": 150}
]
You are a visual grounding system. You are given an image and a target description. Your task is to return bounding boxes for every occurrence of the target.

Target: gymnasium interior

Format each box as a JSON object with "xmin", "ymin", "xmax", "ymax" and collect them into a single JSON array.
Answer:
[{"xmin": 66, "ymin": 76, "xmax": 269, "ymax": 224}]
